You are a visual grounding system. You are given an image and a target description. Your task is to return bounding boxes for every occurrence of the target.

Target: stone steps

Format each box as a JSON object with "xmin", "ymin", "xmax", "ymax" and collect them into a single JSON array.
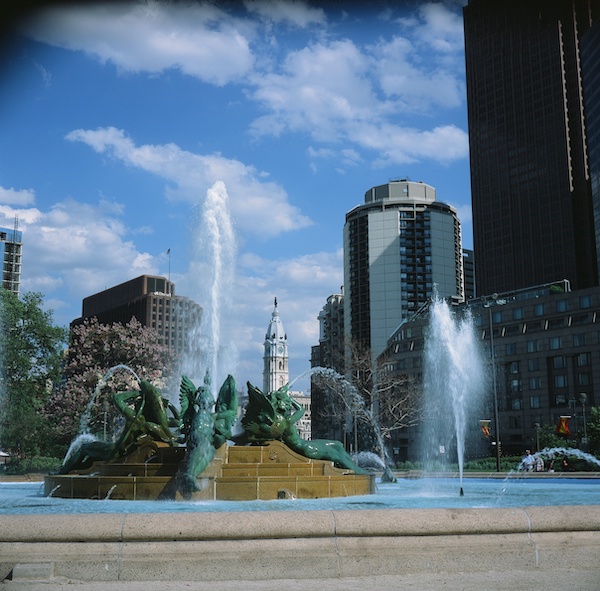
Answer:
[{"xmin": 44, "ymin": 440, "xmax": 374, "ymax": 501}]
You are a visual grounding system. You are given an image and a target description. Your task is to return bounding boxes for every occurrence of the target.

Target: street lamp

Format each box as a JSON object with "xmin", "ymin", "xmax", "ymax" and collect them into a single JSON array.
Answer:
[
  {"xmin": 484, "ymin": 293, "xmax": 502, "ymax": 472},
  {"xmin": 580, "ymin": 392, "xmax": 588, "ymax": 448}
]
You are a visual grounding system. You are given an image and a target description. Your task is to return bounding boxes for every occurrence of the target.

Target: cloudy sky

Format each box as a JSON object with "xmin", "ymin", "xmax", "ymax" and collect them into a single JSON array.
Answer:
[{"xmin": 0, "ymin": 0, "xmax": 470, "ymax": 391}]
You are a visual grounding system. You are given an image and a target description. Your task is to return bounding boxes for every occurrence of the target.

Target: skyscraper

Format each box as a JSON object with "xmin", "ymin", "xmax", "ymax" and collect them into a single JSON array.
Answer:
[
  {"xmin": 0, "ymin": 221, "xmax": 22, "ymax": 295},
  {"xmin": 464, "ymin": 0, "xmax": 600, "ymax": 296},
  {"xmin": 582, "ymin": 20, "xmax": 600, "ymax": 271},
  {"xmin": 73, "ymin": 275, "xmax": 202, "ymax": 356},
  {"xmin": 343, "ymin": 180, "xmax": 464, "ymax": 360}
]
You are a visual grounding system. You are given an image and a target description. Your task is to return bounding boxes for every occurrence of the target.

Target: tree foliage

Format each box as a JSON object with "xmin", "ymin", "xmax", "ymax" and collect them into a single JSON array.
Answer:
[
  {"xmin": 44, "ymin": 317, "xmax": 175, "ymax": 449},
  {"xmin": 0, "ymin": 290, "xmax": 67, "ymax": 458},
  {"xmin": 587, "ymin": 407, "xmax": 600, "ymax": 456}
]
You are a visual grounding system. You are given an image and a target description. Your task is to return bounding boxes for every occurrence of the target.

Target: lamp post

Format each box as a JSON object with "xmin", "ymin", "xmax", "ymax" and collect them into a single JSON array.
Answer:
[
  {"xmin": 580, "ymin": 392, "xmax": 588, "ymax": 448},
  {"xmin": 535, "ymin": 422, "xmax": 540, "ymax": 453},
  {"xmin": 484, "ymin": 293, "xmax": 502, "ymax": 472}
]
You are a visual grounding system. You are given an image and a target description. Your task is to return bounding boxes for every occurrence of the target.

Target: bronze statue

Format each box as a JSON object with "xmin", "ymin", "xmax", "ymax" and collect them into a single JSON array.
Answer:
[
  {"xmin": 238, "ymin": 382, "xmax": 366, "ymax": 474},
  {"xmin": 176, "ymin": 372, "xmax": 238, "ymax": 497}
]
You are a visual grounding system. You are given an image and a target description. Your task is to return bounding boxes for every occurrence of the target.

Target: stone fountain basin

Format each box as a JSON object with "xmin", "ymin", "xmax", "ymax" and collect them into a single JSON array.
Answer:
[{"xmin": 1, "ymin": 505, "xmax": 599, "ymax": 583}]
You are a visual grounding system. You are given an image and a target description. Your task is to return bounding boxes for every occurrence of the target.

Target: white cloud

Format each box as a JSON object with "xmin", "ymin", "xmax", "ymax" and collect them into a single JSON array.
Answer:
[
  {"xmin": 417, "ymin": 3, "xmax": 465, "ymax": 54},
  {"xmin": 0, "ymin": 198, "xmax": 159, "ymax": 325},
  {"xmin": 22, "ymin": 2, "xmax": 255, "ymax": 85},
  {"xmin": 234, "ymin": 248, "xmax": 344, "ymax": 387},
  {"xmin": 244, "ymin": 0, "xmax": 326, "ymax": 28},
  {"xmin": 248, "ymin": 35, "xmax": 468, "ymax": 164},
  {"xmin": 0, "ymin": 186, "xmax": 36, "ymax": 206},
  {"xmin": 65, "ymin": 126, "xmax": 313, "ymax": 237},
  {"xmin": 371, "ymin": 36, "xmax": 464, "ymax": 110}
]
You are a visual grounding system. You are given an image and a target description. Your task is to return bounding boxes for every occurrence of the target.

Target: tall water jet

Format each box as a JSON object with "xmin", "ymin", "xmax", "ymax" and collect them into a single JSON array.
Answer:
[
  {"xmin": 422, "ymin": 297, "xmax": 486, "ymax": 493},
  {"xmin": 183, "ymin": 181, "xmax": 237, "ymax": 394}
]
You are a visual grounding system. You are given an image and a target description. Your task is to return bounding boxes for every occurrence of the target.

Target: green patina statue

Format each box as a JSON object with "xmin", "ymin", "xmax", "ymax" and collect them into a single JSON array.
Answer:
[
  {"xmin": 58, "ymin": 380, "xmax": 179, "ymax": 474},
  {"xmin": 176, "ymin": 372, "xmax": 237, "ymax": 497},
  {"xmin": 237, "ymin": 382, "xmax": 366, "ymax": 474}
]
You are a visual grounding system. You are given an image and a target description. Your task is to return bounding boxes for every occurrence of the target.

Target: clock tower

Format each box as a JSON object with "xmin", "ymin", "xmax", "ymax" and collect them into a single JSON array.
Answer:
[{"xmin": 263, "ymin": 297, "xmax": 289, "ymax": 394}]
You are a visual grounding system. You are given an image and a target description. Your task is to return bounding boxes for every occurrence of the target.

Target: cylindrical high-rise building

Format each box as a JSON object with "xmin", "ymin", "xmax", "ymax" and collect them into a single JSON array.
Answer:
[{"xmin": 343, "ymin": 180, "xmax": 464, "ymax": 360}]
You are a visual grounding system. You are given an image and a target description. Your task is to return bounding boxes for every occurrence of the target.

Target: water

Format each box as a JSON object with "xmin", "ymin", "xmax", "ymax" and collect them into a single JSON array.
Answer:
[
  {"xmin": 182, "ymin": 181, "xmax": 237, "ymax": 395},
  {"xmin": 79, "ymin": 364, "xmax": 141, "ymax": 435},
  {"xmin": 422, "ymin": 298, "xmax": 486, "ymax": 491},
  {"xmin": 1, "ymin": 477, "xmax": 599, "ymax": 515},
  {"xmin": 535, "ymin": 447, "xmax": 600, "ymax": 468}
]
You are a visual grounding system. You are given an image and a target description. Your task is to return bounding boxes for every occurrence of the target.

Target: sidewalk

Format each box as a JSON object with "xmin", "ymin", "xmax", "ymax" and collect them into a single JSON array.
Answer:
[{"xmin": 3, "ymin": 570, "xmax": 600, "ymax": 591}]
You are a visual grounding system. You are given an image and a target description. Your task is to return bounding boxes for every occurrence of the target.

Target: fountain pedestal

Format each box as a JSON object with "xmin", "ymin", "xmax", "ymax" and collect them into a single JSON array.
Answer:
[{"xmin": 44, "ymin": 440, "xmax": 374, "ymax": 501}]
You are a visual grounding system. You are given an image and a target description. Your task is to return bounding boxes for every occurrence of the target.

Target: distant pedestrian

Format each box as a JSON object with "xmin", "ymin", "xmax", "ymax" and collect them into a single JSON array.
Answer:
[
  {"xmin": 534, "ymin": 455, "xmax": 544, "ymax": 472},
  {"xmin": 522, "ymin": 450, "xmax": 534, "ymax": 472}
]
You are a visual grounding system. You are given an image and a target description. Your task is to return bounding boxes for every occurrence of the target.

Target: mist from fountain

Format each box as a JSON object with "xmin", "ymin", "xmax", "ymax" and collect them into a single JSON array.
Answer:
[
  {"xmin": 422, "ymin": 297, "xmax": 486, "ymax": 493},
  {"xmin": 182, "ymin": 181, "xmax": 237, "ymax": 396},
  {"xmin": 304, "ymin": 366, "xmax": 392, "ymax": 468},
  {"xmin": 534, "ymin": 447, "xmax": 600, "ymax": 468}
]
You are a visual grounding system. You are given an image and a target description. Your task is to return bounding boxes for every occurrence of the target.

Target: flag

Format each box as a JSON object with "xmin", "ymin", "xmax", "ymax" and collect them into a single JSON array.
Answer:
[
  {"xmin": 167, "ymin": 248, "xmax": 171, "ymax": 255},
  {"xmin": 556, "ymin": 415, "xmax": 571, "ymax": 436},
  {"xmin": 479, "ymin": 419, "xmax": 491, "ymax": 438}
]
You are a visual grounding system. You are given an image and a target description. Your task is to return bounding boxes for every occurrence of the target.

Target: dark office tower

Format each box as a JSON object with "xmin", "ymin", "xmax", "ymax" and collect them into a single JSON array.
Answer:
[
  {"xmin": 582, "ymin": 21, "xmax": 600, "ymax": 273},
  {"xmin": 464, "ymin": 0, "xmax": 600, "ymax": 296}
]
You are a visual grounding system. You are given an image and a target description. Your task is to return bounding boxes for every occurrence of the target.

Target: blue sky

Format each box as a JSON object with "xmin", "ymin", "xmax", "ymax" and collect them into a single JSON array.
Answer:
[{"xmin": 0, "ymin": 0, "xmax": 471, "ymax": 391}]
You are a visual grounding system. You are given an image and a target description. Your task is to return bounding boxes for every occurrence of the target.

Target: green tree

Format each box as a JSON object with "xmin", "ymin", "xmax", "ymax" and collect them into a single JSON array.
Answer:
[
  {"xmin": 587, "ymin": 407, "xmax": 600, "ymax": 456},
  {"xmin": 537, "ymin": 423, "xmax": 577, "ymax": 451},
  {"xmin": 44, "ymin": 317, "xmax": 175, "ymax": 449},
  {"xmin": 0, "ymin": 290, "xmax": 67, "ymax": 458}
]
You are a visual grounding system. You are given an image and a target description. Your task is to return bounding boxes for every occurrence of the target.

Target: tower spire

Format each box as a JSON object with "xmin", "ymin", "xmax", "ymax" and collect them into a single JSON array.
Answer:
[{"xmin": 263, "ymin": 297, "xmax": 288, "ymax": 393}]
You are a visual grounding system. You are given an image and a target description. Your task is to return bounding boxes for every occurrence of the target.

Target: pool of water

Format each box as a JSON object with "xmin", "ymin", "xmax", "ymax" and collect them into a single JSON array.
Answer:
[{"xmin": 1, "ymin": 477, "xmax": 600, "ymax": 515}]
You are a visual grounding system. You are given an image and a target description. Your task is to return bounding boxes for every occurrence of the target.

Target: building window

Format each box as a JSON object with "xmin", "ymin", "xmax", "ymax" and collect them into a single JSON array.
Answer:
[
  {"xmin": 578, "ymin": 372, "xmax": 591, "ymax": 386},
  {"xmin": 573, "ymin": 333, "xmax": 586, "ymax": 347},
  {"xmin": 534, "ymin": 303, "xmax": 545, "ymax": 316},
  {"xmin": 554, "ymin": 374, "xmax": 568, "ymax": 388},
  {"xmin": 555, "ymin": 393, "xmax": 568, "ymax": 405},
  {"xmin": 511, "ymin": 398, "xmax": 522, "ymax": 410},
  {"xmin": 552, "ymin": 356, "xmax": 566, "ymax": 369},
  {"xmin": 580, "ymin": 295, "xmax": 592, "ymax": 309},
  {"xmin": 492, "ymin": 310, "xmax": 503, "ymax": 323},
  {"xmin": 527, "ymin": 340, "xmax": 539, "ymax": 353},
  {"xmin": 510, "ymin": 378, "xmax": 521, "ymax": 392},
  {"xmin": 528, "ymin": 358, "xmax": 539, "ymax": 371},
  {"xmin": 509, "ymin": 361, "xmax": 520, "ymax": 374},
  {"xmin": 556, "ymin": 299, "xmax": 568, "ymax": 313},
  {"xmin": 505, "ymin": 343, "xmax": 516, "ymax": 355},
  {"xmin": 530, "ymin": 396, "xmax": 541, "ymax": 409},
  {"xmin": 513, "ymin": 307, "xmax": 524, "ymax": 320},
  {"xmin": 529, "ymin": 377, "xmax": 541, "ymax": 390},
  {"xmin": 576, "ymin": 352, "xmax": 591, "ymax": 367},
  {"xmin": 549, "ymin": 336, "xmax": 562, "ymax": 350},
  {"xmin": 509, "ymin": 415, "xmax": 522, "ymax": 428}
]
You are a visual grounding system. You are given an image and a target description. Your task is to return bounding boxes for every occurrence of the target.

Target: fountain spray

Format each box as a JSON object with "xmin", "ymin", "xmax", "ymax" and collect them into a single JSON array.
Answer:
[
  {"xmin": 423, "ymin": 297, "xmax": 486, "ymax": 496},
  {"xmin": 183, "ymin": 181, "xmax": 237, "ymax": 395}
]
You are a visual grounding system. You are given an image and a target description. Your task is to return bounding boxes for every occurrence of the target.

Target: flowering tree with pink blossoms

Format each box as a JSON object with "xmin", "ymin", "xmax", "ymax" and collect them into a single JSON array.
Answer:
[{"xmin": 44, "ymin": 317, "xmax": 175, "ymax": 450}]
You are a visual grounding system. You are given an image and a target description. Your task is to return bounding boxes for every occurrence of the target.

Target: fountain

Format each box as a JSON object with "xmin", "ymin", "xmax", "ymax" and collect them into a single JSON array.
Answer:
[
  {"xmin": 422, "ymin": 296, "xmax": 486, "ymax": 495},
  {"xmin": 44, "ymin": 370, "xmax": 374, "ymax": 501}
]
